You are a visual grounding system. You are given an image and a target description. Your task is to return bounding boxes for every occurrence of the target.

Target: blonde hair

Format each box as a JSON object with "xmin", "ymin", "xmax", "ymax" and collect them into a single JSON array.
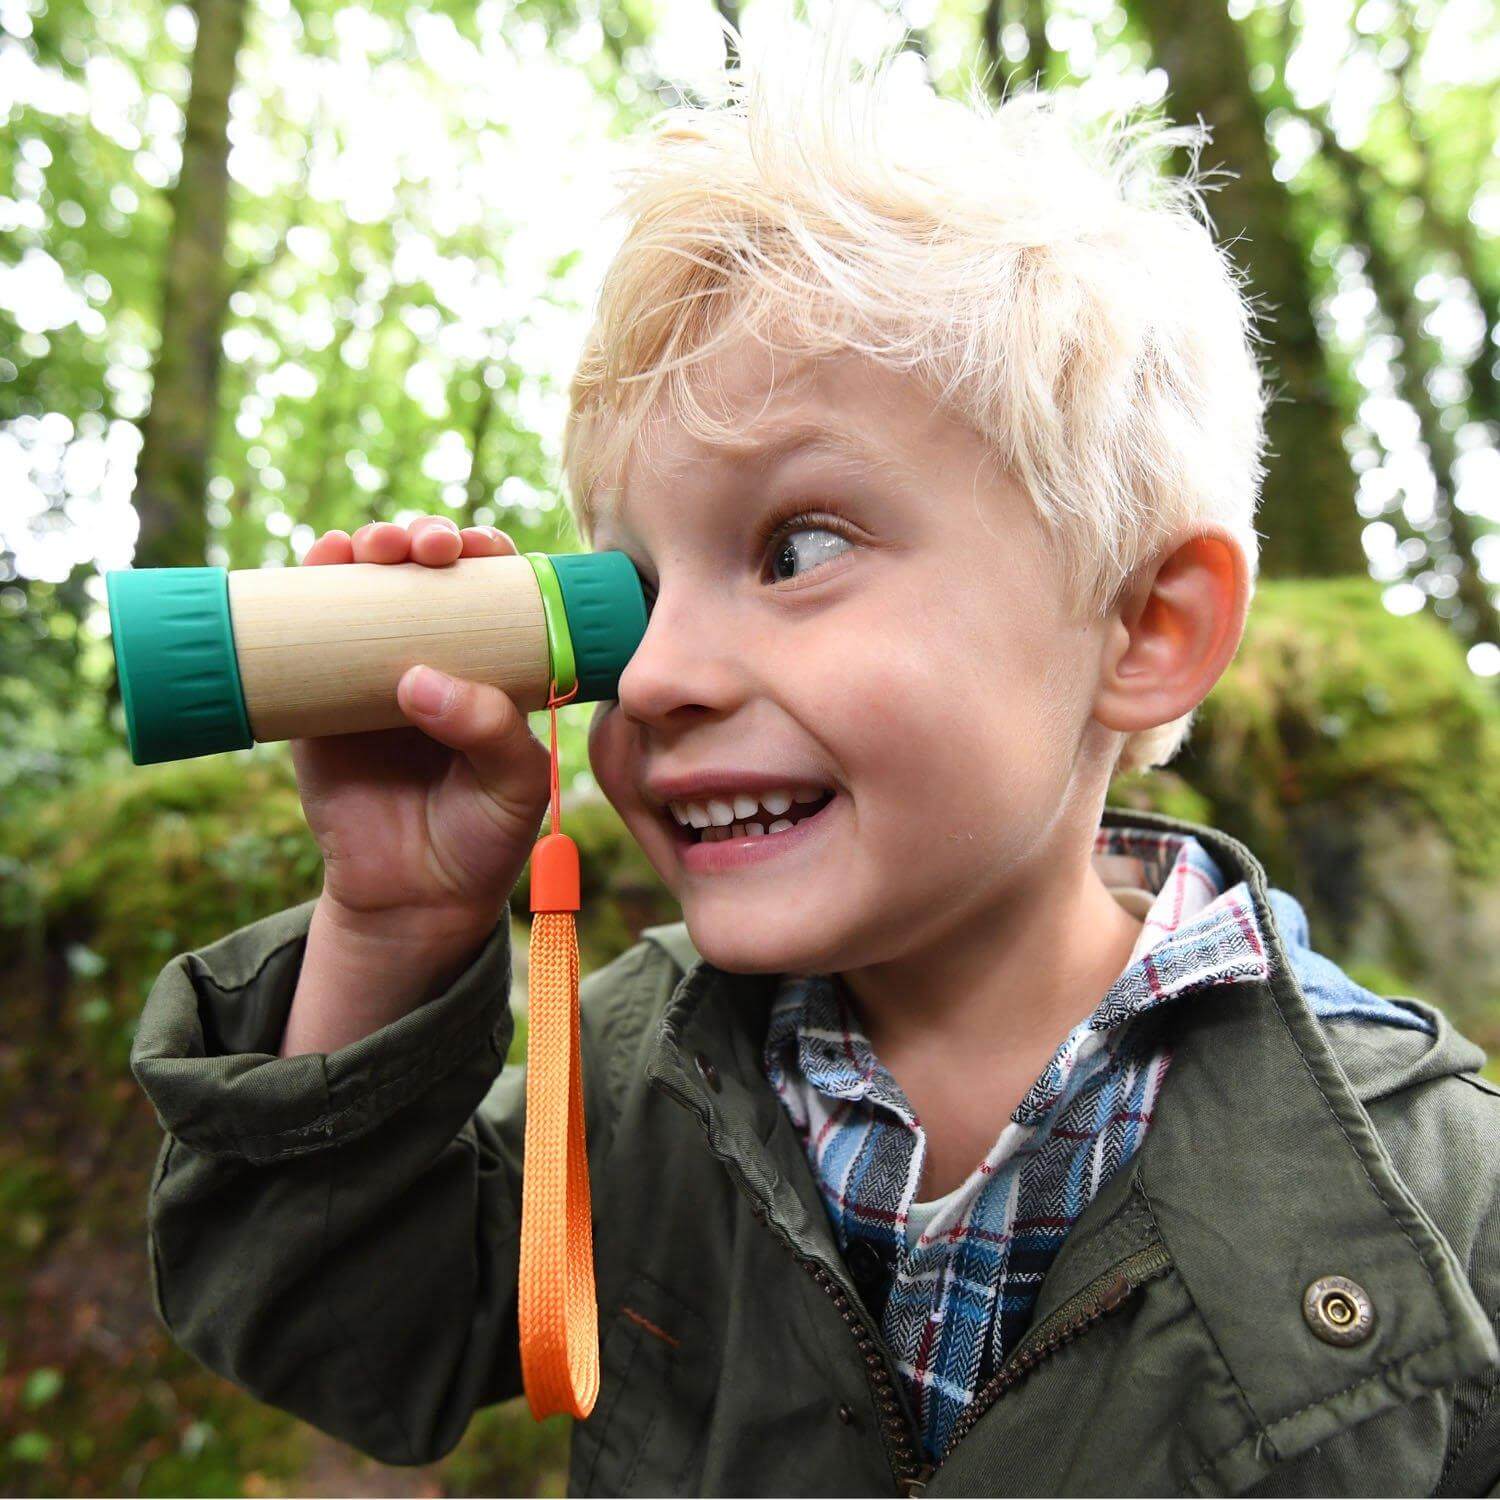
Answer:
[{"xmin": 561, "ymin": 10, "xmax": 1269, "ymax": 777}]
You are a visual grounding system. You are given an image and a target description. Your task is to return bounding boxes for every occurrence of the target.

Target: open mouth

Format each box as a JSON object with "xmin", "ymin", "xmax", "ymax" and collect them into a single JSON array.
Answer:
[{"xmin": 664, "ymin": 788, "xmax": 838, "ymax": 845}]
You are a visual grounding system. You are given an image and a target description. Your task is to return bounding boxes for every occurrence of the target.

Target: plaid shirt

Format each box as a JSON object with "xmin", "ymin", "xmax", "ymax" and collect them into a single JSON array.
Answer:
[{"xmin": 763, "ymin": 820, "xmax": 1434, "ymax": 1464}]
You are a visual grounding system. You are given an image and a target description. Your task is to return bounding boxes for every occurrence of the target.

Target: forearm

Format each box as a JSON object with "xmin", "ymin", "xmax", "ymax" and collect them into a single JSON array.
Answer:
[{"xmin": 279, "ymin": 894, "xmax": 504, "ymax": 1057}]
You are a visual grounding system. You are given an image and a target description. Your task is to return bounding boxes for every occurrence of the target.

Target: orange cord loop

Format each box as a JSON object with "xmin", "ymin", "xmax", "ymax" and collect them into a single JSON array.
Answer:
[
  {"xmin": 518, "ymin": 673, "xmax": 598, "ymax": 1420},
  {"xmin": 543, "ymin": 676, "xmax": 580, "ymax": 836}
]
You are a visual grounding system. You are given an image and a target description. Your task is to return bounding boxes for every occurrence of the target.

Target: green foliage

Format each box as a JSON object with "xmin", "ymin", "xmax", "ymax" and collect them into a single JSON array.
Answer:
[
  {"xmin": 0, "ymin": 574, "xmax": 121, "ymax": 810},
  {"xmin": 21, "ymin": 1366, "xmax": 63, "ymax": 1408},
  {"xmin": 2, "ymin": 747, "xmax": 323, "ymax": 1071},
  {"xmin": 439, "ymin": 1404, "xmax": 573, "ymax": 1498},
  {"xmin": 8, "ymin": 1431, "xmax": 53, "ymax": 1465},
  {"xmin": 1194, "ymin": 575, "xmax": 1500, "ymax": 884}
]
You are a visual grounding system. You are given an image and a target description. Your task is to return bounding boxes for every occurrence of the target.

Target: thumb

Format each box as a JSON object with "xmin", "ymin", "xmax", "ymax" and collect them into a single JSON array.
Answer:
[{"xmin": 397, "ymin": 664, "xmax": 551, "ymax": 817}]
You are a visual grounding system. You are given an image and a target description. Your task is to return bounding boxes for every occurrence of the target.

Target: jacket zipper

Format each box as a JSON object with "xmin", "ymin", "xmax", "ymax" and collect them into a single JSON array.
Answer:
[
  {"xmin": 761, "ymin": 1193, "xmax": 1169, "ymax": 1499},
  {"xmin": 652, "ymin": 1065, "xmax": 1168, "ymax": 1497},
  {"xmin": 921, "ymin": 1243, "xmax": 1173, "ymax": 1488},
  {"xmin": 648, "ymin": 1067, "xmax": 930, "ymax": 1483},
  {"xmin": 744, "ymin": 1200, "xmax": 926, "ymax": 1489}
]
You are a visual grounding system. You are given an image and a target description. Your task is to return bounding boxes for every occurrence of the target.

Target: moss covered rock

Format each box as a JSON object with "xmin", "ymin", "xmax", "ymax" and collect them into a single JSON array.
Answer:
[{"xmin": 1110, "ymin": 575, "xmax": 1500, "ymax": 1050}]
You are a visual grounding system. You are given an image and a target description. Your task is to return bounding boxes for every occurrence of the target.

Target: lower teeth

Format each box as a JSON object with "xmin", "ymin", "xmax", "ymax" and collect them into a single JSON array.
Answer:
[{"xmin": 700, "ymin": 818, "xmax": 790, "ymax": 842}]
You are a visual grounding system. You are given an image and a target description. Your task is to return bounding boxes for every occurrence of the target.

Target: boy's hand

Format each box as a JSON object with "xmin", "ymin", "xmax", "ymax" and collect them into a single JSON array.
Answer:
[
  {"xmin": 292, "ymin": 515, "xmax": 551, "ymax": 921},
  {"xmin": 280, "ymin": 516, "xmax": 553, "ymax": 1056}
]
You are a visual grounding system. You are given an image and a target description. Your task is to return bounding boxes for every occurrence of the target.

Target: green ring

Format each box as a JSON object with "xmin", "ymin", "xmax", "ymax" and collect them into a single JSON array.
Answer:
[
  {"xmin": 522, "ymin": 552, "xmax": 577, "ymax": 699},
  {"xmin": 106, "ymin": 567, "xmax": 253, "ymax": 765}
]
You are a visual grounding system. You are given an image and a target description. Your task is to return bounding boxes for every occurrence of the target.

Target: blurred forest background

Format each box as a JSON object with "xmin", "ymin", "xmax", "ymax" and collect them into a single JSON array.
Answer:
[{"xmin": 2, "ymin": 0, "xmax": 1498, "ymax": 1493}]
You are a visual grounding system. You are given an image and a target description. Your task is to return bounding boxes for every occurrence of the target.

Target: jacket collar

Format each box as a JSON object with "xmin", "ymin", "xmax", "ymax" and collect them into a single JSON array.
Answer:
[{"xmin": 642, "ymin": 803, "xmax": 1498, "ymax": 1488}]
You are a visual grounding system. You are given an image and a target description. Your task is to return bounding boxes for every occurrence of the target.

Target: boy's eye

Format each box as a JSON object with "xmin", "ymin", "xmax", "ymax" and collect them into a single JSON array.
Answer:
[{"xmin": 766, "ymin": 513, "xmax": 854, "ymax": 586}]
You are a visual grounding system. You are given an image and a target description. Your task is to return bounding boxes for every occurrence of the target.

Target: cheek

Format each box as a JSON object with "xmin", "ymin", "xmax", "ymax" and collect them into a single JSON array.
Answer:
[
  {"xmin": 586, "ymin": 701, "xmax": 686, "ymax": 896},
  {"xmin": 809, "ymin": 626, "xmax": 967, "ymax": 802},
  {"xmin": 812, "ymin": 588, "xmax": 1074, "ymax": 816},
  {"xmin": 587, "ymin": 703, "xmax": 634, "ymax": 809}
]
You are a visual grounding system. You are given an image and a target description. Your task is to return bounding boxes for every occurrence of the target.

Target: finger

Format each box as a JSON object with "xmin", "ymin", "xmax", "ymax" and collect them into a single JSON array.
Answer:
[
  {"xmin": 301, "ymin": 530, "xmax": 353, "ymax": 566},
  {"xmin": 351, "ymin": 521, "xmax": 411, "ymax": 564},
  {"xmin": 396, "ymin": 665, "xmax": 550, "ymax": 809},
  {"xmin": 408, "ymin": 514, "xmax": 464, "ymax": 567},
  {"xmin": 458, "ymin": 526, "xmax": 518, "ymax": 557}
]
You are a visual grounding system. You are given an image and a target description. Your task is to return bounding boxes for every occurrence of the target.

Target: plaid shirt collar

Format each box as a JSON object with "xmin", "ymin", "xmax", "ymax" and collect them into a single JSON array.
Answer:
[
  {"xmin": 762, "ymin": 819, "xmax": 1272, "ymax": 1462},
  {"xmin": 765, "ymin": 821, "xmax": 1269, "ymax": 1136}
]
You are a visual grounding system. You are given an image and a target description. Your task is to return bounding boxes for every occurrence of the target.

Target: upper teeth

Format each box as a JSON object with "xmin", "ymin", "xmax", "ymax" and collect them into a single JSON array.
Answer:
[{"xmin": 669, "ymin": 786, "xmax": 827, "ymax": 828}]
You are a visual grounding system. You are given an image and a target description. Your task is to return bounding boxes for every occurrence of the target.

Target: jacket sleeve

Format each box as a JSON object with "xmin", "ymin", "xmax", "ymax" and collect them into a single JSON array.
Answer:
[{"xmin": 130, "ymin": 895, "xmax": 641, "ymax": 1466}]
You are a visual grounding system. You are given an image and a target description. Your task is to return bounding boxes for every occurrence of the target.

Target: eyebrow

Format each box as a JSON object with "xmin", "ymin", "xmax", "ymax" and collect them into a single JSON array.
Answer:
[
  {"xmin": 598, "ymin": 419, "xmax": 914, "ymax": 537},
  {"xmin": 713, "ymin": 421, "xmax": 915, "ymax": 483}
]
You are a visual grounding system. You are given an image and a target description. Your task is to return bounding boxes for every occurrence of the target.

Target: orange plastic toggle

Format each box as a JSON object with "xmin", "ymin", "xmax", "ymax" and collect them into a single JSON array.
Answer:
[{"xmin": 530, "ymin": 830, "xmax": 580, "ymax": 913}]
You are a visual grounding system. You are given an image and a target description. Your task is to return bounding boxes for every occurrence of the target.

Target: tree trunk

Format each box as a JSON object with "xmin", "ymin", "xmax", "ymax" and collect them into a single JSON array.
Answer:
[
  {"xmin": 131, "ymin": 0, "xmax": 250, "ymax": 569},
  {"xmin": 1125, "ymin": 0, "xmax": 1364, "ymax": 579},
  {"xmin": 1290, "ymin": 111, "xmax": 1498, "ymax": 648},
  {"xmin": 983, "ymin": 0, "xmax": 1052, "ymax": 100},
  {"xmin": 466, "ymin": 371, "xmax": 499, "ymax": 518}
]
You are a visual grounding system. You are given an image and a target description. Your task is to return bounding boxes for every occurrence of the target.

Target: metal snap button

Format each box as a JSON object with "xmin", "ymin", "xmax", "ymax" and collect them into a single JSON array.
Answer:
[
  {"xmin": 694, "ymin": 1052, "xmax": 721, "ymax": 1092},
  {"xmin": 1303, "ymin": 1275, "xmax": 1375, "ymax": 1346}
]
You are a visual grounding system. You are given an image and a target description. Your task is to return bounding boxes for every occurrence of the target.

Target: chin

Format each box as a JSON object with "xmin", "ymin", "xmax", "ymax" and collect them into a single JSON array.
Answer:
[{"xmin": 679, "ymin": 904, "xmax": 836, "ymax": 978}]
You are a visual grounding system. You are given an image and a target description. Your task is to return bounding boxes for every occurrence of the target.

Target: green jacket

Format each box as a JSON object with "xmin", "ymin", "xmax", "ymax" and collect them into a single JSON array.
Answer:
[{"xmin": 132, "ymin": 806, "xmax": 1500, "ymax": 1496}]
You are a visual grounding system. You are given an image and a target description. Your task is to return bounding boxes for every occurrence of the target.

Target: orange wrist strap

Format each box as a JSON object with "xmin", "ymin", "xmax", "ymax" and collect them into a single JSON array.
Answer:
[{"xmin": 518, "ymin": 677, "xmax": 600, "ymax": 1420}]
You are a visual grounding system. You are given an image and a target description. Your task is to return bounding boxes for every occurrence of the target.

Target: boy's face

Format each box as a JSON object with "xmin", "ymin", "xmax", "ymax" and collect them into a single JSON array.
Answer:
[{"xmin": 586, "ymin": 334, "xmax": 1126, "ymax": 977}]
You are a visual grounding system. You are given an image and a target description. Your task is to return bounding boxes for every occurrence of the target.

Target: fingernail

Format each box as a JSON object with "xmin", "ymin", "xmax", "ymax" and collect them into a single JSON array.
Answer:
[{"xmin": 406, "ymin": 665, "xmax": 455, "ymax": 716}]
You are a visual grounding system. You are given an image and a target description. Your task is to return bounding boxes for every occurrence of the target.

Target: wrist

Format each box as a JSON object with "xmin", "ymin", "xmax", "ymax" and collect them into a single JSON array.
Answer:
[
  {"xmin": 279, "ymin": 895, "xmax": 506, "ymax": 1058},
  {"xmin": 314, "ymin": 892, "xmax": 505, "ymax": 956}
]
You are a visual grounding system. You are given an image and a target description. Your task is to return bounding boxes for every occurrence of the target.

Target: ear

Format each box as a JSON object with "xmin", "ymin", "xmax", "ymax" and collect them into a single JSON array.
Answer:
[{"xmin": 1093, "ymin": 528, "xmax": 1251, "ymax": 738}]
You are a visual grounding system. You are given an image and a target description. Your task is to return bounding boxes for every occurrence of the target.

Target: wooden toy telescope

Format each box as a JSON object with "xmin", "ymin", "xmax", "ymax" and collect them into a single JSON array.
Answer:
[{"xmin": 104, "ymin": 551, "xmax": 649, "ymax": 765}]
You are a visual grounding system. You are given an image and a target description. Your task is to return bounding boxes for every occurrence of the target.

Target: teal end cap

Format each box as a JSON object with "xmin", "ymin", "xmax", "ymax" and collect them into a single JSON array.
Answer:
[
  {"xmin": 106, "ymin": 567, "xmax": 254, "ymax": 766},
  {"xmin": 546, "ymin": 550, "xmax": 648, "ymax": 703}
]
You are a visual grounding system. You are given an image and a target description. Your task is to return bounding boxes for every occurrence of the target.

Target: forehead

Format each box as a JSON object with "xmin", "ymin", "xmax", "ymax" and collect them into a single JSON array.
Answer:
[{"xmin": 595, "ymin": 334, "xmax": 961, "ymax": 538}]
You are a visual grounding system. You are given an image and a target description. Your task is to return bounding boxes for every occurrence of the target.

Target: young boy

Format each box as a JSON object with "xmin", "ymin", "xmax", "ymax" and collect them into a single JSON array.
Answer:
[{"xmin": 131, "ymin": 21, "xmax": 1499, "ymax": 1497}]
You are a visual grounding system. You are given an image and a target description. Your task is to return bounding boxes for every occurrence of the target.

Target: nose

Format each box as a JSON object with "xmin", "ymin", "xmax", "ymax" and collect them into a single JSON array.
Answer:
[{"xmin": 614, "ymin": 581, "xmax": 744, "ymax": 729}]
